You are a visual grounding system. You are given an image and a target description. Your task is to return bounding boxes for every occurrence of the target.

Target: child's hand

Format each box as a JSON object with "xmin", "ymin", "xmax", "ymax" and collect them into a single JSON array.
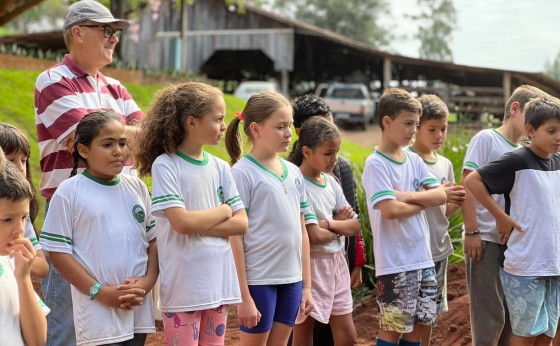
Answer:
[
  {"xmin": 96, "ymin": 285, "xmax": 145, "ymax": 310},
  {"xmin": 463, "ymin": 233, "xmax": 483, "ymax": 262},
  {"xmin": 334, "ymin": 205, "xmax": 355, "ymax": 220},
  {"xmin": 443, "ymin": 182, "xmax": 466, "ymax": 205},
  {"xmin": 9, "ymin": 237, "xmax": 36, "ymax": 281},
  {"xmin": 237, "ymin": 297, "xmax": 262, "ymax": 329},
  {"xmin": 350, "ymin": 266, "xmax": 363, "ymax": 289},
  {"xmin": 496, "ymin": 214, "xmax": 524, "ymax": 244},
  {"xmin": 299, "ymin": 286, "xmax": 314, "ymax": 317}
]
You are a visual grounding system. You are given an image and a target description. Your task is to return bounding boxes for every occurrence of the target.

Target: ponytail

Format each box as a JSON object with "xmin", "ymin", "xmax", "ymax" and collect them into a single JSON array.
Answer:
[
  {"xmin": 225, "ymin": 117, "xmax": 243, "ymax": 165},
  {"xmin": 70, "ymin": 147, "xmax": 81, "ymax": 178}
]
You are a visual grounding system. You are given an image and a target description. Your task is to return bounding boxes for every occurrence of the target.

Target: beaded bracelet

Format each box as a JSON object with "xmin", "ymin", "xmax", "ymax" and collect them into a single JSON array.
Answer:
[{"xmin": 465, "ymin": 230, "xmax": 480, "ymax": 236}]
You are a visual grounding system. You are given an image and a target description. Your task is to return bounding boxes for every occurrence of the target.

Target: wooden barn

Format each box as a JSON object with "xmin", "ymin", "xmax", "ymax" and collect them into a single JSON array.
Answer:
[{"xmin": 3, "ymin": 0, "xmax": 560, "ymax": 118}]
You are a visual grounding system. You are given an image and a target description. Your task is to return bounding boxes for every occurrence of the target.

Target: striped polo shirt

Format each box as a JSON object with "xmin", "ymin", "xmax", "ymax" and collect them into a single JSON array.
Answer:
[{"xmin": 34, "ymin": 54, "xmax": 143, "ymax": 199}]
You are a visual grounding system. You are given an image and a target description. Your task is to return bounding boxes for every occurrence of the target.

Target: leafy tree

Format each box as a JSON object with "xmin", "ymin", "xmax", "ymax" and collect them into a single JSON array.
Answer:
[
  {"xmin": 545, "ymin": 50, "xmax": 560, "ymax": 81},
  {"xmin": 413, "ymin": 0, "xmax": 456, "ymax": 62},
  {"xmin": 264, "ymin": 0, "xmax": 391, "ymax": 48}
]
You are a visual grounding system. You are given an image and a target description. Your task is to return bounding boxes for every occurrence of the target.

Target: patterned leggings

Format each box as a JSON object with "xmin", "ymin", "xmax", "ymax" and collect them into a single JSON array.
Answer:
[{"xmin": 163, "ymin": 305, "xmax": 228, "ymax": 346}]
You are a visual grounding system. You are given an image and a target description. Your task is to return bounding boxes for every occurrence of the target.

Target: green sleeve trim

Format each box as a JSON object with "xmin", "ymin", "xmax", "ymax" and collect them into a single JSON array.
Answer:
[
  {"xmin": 464, "ymin": 161, "xmax": 479, "ymax": 170},
  {"xmin": 370, "ymin": 190, "xmax": 396, "ymax": 203},
  {"xmin": 304, "ymin": 213, "xmax": 318, "ymax": 221},
  {"xmin": 226, "ymin": 195, "xmax": 241, "ymax": 206},
  {"xmin": 146, "ymin": 220, "xmax": 156, "ymax": 232},
  {"xmin": 422, "ymin": 178, "xmax": 439, "ymax": 186},
  {"xmin": 152, "ymin": 194, "xmax": 184, "ymax": 205},
  {"xmin": 40, "ymin": 232, "xmax": 73, "ymax": 246}
]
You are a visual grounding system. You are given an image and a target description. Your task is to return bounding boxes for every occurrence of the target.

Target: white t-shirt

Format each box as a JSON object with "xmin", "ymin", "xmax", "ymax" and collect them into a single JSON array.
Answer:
[
  {"xmin": 0, "ymin": 256, "xmax": 50, "ymax": 346},
  {"xmin": 304, "ymin": 173, "xmax": 350, "ymax": 253},
  {"xmin": 23, "ymin": 216, "xmax": 42, "ymax": 251},
  {"xmin": 232, "ymin": 155, "xmax": 317, "ymax": 285},
  {"xmin": 462, "ymin": 129, "xmax": 519, "ymax": 243},
  {"xmin": 151, "ymin": 151, "xmax": 244, "ymax": 312},
  {"xmin": 362, "ymin": 149, "xmax": 439, "ymax": 276},
  {"xmin": 407, "ymin": 148, "xmax": 455, "ymax": 262},
  {"xmin": 40, "ymin": 172, "xmax": 156, "ymax": 346}
]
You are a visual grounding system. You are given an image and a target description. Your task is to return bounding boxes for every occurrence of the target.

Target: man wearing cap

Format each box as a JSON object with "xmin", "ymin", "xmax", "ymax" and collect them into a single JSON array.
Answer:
[{"xmin": 34, "ymin": 1, "xmax": 144, "ymax": 345}]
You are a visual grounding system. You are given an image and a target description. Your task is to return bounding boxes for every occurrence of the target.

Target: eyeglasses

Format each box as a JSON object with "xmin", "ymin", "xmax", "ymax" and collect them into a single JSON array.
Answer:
[{"xmin": 78, "ymin": 25, "xmax": 123, "ymax": 39}]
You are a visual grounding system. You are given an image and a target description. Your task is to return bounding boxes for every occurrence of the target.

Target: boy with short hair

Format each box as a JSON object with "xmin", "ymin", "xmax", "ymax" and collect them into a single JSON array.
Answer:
[
  {"xmin": 289, "ymin": 94, "xmax": 367, "ymax": 345},
  {"xmin": 465, "ymin": 96, "xmax": 560, "ymax": 345},
  {"xmin": 408, "ymin": 95, "xmax": 465, "ymax": 345},
  {"xmin": 0, "ymin": 148, "xmax": 49, "ymax": 346},
  {"xmin": 461, "ymin": 85, "xmax": 547, "ymax": 345},
  {"xmin": 362, "ymin": 88, "xmax": 452, "ymax": 346}
]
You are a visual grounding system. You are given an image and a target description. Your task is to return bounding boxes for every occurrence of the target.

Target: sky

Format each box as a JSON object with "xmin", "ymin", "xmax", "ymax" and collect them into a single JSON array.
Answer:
[{"xmin": 381, "ymin": 0, "xmax": 560, "ymax": 73}]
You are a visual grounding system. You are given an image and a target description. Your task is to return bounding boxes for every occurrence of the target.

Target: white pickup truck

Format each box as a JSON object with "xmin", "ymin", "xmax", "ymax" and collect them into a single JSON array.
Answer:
[{"xmin": 323, "ymin": 83, "xmax": 376, "ymax": 130}]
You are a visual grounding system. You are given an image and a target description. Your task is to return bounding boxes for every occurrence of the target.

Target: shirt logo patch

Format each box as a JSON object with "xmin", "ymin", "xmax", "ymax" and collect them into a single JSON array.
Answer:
[
  {"xmin": 295, "ymin": 177, "xmax": 302, "ymax": 194},
  {"xmin": 441, "ymin": 177, "xmax": 448, "ymax": 185},
  {"xmin": 413, "ymin": 178, "xmax": 421, "ymax": 191},
  {"xmin": 217, "ymin": 186, "xmax": 224, "ymax": 203},
  {"xmin": 132, "ymin": 204, "xmax": 145, "ymax": 223}
]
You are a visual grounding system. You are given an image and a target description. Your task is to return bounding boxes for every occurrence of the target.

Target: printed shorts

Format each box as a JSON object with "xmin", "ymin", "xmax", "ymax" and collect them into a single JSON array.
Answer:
[
  {"xmin": 376, "ymin": 267, "xmax": 437, "ymax": 333},
  {"xmin": 163, "ymin": 306, "xmax": 228, "ymax": 346},
  {"xmin": 434, "ymin": 258, "xmax": 449, "ymax": 316},
  {"xmin": 500, "ymin": 269, "xmax": 560, "ymax": 338}
]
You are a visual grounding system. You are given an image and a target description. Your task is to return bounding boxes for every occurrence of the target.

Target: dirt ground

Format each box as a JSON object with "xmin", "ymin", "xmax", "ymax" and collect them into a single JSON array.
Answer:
[{"xmin": 145, "ymin": 262, "xmax": 560, "ymax": 345}]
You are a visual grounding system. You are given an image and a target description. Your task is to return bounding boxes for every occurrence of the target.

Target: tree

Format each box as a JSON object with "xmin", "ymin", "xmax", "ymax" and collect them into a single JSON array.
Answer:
[
  {"xmin": 545, "ymin": 50, "xmax": 560, "ymax": 81},
  {"xmin": 264, "ymin": 0, "xmax": 391, "ymax": 48},
  {"xmin": 414, "ymin": 0, "xmax": 456, "ymax": 62}
]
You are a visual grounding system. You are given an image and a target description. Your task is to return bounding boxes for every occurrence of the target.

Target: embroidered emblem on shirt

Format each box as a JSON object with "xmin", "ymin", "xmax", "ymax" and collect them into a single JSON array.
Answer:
[
  {"xmin": 217, "ymin": 186, "xmax": 224, "ymax": 204},
  {"xmin": 295, "ymin": 177, "xmax": 302, "ymax": 194},
  {"xmin": 132, "ymin": 204, "xmax": 145, "ymax": 223},
  {"xmin": 413, "ymin": 178, "xmax": 421, "ymax": 191}
]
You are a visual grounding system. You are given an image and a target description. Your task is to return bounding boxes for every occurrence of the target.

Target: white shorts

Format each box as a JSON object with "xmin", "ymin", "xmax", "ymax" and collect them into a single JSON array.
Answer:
[{"xmin": 296, "ymin": 251, "xmax": 353, "ymax": 324}]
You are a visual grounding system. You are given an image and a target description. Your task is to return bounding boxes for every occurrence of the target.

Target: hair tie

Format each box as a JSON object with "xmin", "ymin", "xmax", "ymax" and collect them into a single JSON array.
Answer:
[{"xmin": 234, "ymin": 112, "xmax": 244, "ymax": 121}]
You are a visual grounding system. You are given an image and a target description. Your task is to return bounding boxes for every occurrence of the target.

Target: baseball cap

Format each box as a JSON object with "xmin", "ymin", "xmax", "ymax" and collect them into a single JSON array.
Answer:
[{"xmin": 63, "ymin": 0, "xmax": 130, "ymax": 30}]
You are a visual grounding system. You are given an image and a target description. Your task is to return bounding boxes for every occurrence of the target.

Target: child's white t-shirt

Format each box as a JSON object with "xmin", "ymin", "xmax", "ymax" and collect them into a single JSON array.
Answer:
[
  {"xmin": 151, "ymin": 151, "xmax": 244, "ymax": 312},
  {"xmin": 304, "ymin": 173, "xmax": 351, "ymax": 253},
  {"xmin": 232, "ymin": 155, "xmax": 317, "ymax": 285},
  {"xmin": 362, "ymin": 149, "xmax": 439, "ymax": 276},
  {"xmin": 23, "ymin": 216, "xmax": 41, "ymax": 251},
  {"xmin": 0, "ymin": 256, "xmax": 50, "ymax": 346},
  {"xmin": 407, "ymin": 148, "xmax": 455, "ymax": 262},
  {"xmin": 40, "ymin": 172, "xmax": 156, "ymax": 346},
  {"xmin": 462, "ymin": 129, "xmax": 519, "ymax": 243}
]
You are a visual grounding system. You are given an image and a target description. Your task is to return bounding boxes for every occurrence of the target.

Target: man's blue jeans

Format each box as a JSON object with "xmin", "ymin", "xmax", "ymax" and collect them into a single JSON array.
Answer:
[{"xmin": 42, "ymin": 198, "xmax": 76, "ymax": 346}]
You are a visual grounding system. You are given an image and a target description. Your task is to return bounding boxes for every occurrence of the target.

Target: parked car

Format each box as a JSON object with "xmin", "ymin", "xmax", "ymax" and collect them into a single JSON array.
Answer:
[
  {"xmin": 233, "ymin": 81, "xmax": 280, "ymax": 100},
  {"xmin": 323, "ymin": 83, "xmax": 376, "ymax": 130}
]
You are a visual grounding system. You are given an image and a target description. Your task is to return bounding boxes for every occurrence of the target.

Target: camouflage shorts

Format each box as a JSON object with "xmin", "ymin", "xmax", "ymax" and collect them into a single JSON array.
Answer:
[{"xmin": 376, "ymin": 267, "xmax": 437, "ymax": 333}]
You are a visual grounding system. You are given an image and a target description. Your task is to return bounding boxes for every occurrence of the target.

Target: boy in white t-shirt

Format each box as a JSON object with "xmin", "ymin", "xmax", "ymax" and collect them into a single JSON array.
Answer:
[
  {"xmin": 461, "ymin": 85, "xmax": 547, "ymax": 346},
  {"xmin": 362, "ymin": 88, "xmax": 449, "ymax": 346},
  {"xmin": 407, "ymin": 95, "xmax": 465, "ymax": 345},
  {"xmin": 0, "ymin": 149, "xmax": 49, "ymax": 346},
  {"xmin": 465, "ymin": 96, "xmax": 560, "ymax": 345}
]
